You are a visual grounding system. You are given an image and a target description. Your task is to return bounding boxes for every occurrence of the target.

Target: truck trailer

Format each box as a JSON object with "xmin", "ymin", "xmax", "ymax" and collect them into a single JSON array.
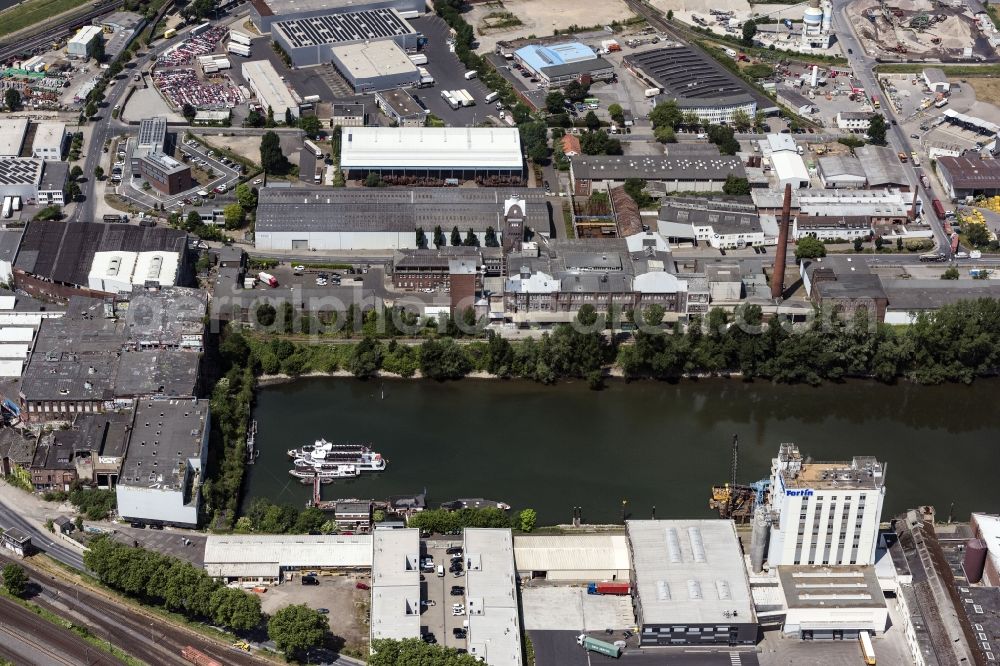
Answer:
[
  {"xmin": 587, "ymin": 581, "xmax": 630, "ymax": 595},
  {"xmin": 932, "ymin": 198, "xmax": 946, "ymax": 220},
  {"xmin": 258, "ymin": 272, "xmax": 278, "ymax": 287},
  {"xmin": 227, "ymin": 42, "xmax": 251, "ymax": 57},
  {"xmin": 229, "ymin": 30, "xmax": 252, "ymax": 46},
  {"xmin": 456, "ymin": 89, "xmax": 475, "ymax": 106},
  {"xmin": 408, "ymin": 53, "xmax": 428, "ymax": 66},
  {"xmin": 577, "ymin": 634, "xmax": 622, "ymax": 658},
  {"xmin": 304, "ymin": 139, "xmax": 323, "ymax": 159}
]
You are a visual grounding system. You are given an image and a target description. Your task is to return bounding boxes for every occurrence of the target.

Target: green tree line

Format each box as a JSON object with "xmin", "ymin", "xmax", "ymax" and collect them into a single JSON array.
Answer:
[{"xmin": 84, "ymin": 537, "xmax": 262, "ymax": 631}]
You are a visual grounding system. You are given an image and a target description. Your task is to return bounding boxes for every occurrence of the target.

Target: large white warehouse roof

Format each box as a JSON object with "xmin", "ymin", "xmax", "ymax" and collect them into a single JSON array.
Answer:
[
  {"xmin": 205, "ymin": 534, "xmax": 373, "ymax": 579},
  {"xmin": 340, "ymin": 126, "xmax": 523, "ymax": 170}
]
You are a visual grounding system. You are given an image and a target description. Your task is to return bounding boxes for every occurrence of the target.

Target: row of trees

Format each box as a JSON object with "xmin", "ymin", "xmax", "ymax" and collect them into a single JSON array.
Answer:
[
  {"xmin": 236, "ymin": 498, "xmax": 339, "ymax": 534},
  {"xmin": 407, "ymin": 507, "xmax": 537, "ymax": 534},
  {"xmin": 370, "ymin": 639, "xmax": 483, "ymax": 665},
  {"xmin": 415, "ymin": 225, "xmax": 499, "ymax": 249},
  {"xmin": 84, "ymin": 537, "xmax": 262, "ymax": 631}
]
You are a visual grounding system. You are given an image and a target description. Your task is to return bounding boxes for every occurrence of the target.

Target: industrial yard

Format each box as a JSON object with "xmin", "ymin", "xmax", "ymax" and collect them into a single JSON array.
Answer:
[{"xmin": 848, "ymin": 0, "xmax": 999, "ymax": 61}]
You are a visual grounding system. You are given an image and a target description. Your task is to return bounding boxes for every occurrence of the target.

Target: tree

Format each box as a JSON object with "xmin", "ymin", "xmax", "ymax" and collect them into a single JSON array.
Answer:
[
  {"xmin": 433, "ymin": 225, "xmax": 445, "ymax": 248},
  {"xmin": 223, "ymin": 203, "xmax": 244, "ymax": 229},
  {"xmin": 654, "ymin": 125, "xmax": 676, "ymax": 143},
  {"xmin": 69, "ymin": 165, "xmax": 83, "ymax": 181},
  {"xmin": 642, "ymin": 303, "xmax": 665, "ymax": 327},
  {"xmin": 484, "ymin": 226, "xmax": 498, "ymax": 247},
  {"xmin": 93, "ymin": 165, "xmax": 104, "ymax": 180},
  {"xmin": 623, "ymin": 178, "xmax": 651, "ymax": 207},
  {"xmin": 185, "ymin": 210, "xmax": 202, "ymax": 231},
  {"xmin": 463, "ymin": 228, "xmax": 479, "ymax": 247},
  {"xmin": 722, "ymin": 174, "xmax": 750, "ymax": 195},
  {"xmin": 512, "ymin": 102, "xmax": 531, "ymax": 124},
  {"xmin": 867, "ymin": 114, "xmax": 887, "ymax": 146},
  {"xmin": 260, "ymin": 131, "xmax": 289, "ymax": 175},
  {"xmin": 2, "ymin": 564, "xmax": 28, "ymax": 597},
  {"xmin": 666, "ymin": 9, "xmax": 673, "ymax": 19},
  {"xmin": 584, "ymin": 111, "xmax": 601, "ymax": 131},
  {"xmin": 518, "ymin": 508, "xmax": 537, "ymax": 532},
  {"xmin": 256, "ymin": 303, "xmax": 277, "ymax": 327},
  {"xmin": 285, "ymin": 107, "xmax": 293, "ymax": 126},
  {"xmin": 941, "ymin": 266, "xmax": 959, "ymax": 280},
  {"xmin": 267, "ymin": 604, "xmax": 330, "ymax": 657},
  {"xmin": 853, "ymin": 237, "xmax": 864, "ymax": 252},
  {"xmin": 649, "ymin": 100, "xmax": 681, "ymax": 129},
  {"xmin": 369, "ymin": 639, "xmax": 483, "ymax": 665},
  {"xmin": 544, "ymin": 90, "xmax": 566, "ymax": 114},
  {"xmin": 67, "ymin": 181, "xmax": 82, "ymax": 201},
  {"xmin": 608, "ymin": 103, "xmax": 624, "ymax": 124},
  {"xmin": 794, "ymin": 236, "xmax": 827, "ymax": 261},
  {"xmin": 874, "ymin": 235, "xmax": 886, "ymax": 250},
  {"xmin": 85, "ymin": 101, "xmax": 98, "ymax": 119},
  {"xmin": 576, "ymin": 303, "xmax": 599, "ymax": 328},
  {"xmin": 415, "ymin": 227, "xmax": 428, "ymax": 249},
  {"xmin": 4, "ymin": 88, "xmax": 21, "ymax": 112},
  {"xmin": 731, "ymin": 108, "xmax": 752, "ymax": 132},
  {"xmin": 965, "ymin": 223, "xmax": 990, "ymax": 248},
  {"xmin": 563, "ymin": 80, "xmax": 589, "ymax": 103},
  {"xmin": 235, "ymin": 182, "xmax": 256, "ymax": 211},
  {"xmin": 450, "ymin": 226, "xmax": 462, "ymax": 246},
  {"xmin": 896, "ymin": 237, "xmax": 904, "ymax": 251},
  {"xmin": 192, "ymin": 0, "xmax": 214, "ymax": 18},
  {"xmin": 182, "ymin": 103, "xmax": 196, "ymax": 122},
  {"xmin": 299, "ymin": 115, "xmax": 321, "ymax": 137},
  {"xmin": 364, "ymin": 172, "xmax": 381, "ymax": 187},
  {"xmin": 265, "ymin": 105, "xmax": 275, "ymax": 128},
  {"xmin": 742, "ymin": 20, "xmax": 758, "ymax": 46},
  {"xmin": 349, "ymin": 337, "xmax": 382, "ymax": 378},
  {"xmin": 244, "ymin": 109, "xmax": 264, "ymax": 128},
  {"xmin": 419, "ymin": 338, "xmax": 471, "ymax": 380}
]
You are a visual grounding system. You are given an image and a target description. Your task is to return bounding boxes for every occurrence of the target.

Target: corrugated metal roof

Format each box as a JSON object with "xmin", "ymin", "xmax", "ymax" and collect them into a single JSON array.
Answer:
[
  {"xmin": 204, "ymin": 534, "xmax": 374, "ymax": 574},
  {"xmin": 513, "ymin": 534, "xmax": 631, "ymax": 572},
  {"xmin": 341, "ymin": 127, "xmax": 522, "ymax": 170}
]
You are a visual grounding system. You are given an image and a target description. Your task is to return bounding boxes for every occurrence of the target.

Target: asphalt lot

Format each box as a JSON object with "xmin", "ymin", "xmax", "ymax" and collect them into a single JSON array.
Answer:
[
  {"xmin": 529, "ymin": 630, "xmax": 761, "ymax": 665},
  {"xmin": 110, "ymin": 524, "xmax": 207, "ymax": 567},
  {"xmin": 421, "ymin": 538, "xmax": 468, "ymax": 651},
  {"xmin": 409, "ymin": 16, "xmax": 498, "ymax": 125}
]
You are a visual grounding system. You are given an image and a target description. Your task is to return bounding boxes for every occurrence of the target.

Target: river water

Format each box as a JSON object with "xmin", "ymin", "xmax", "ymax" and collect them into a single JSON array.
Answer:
[{"xmin": 244, "ymin": 378, "xmax": 1000, "ymax": 525}]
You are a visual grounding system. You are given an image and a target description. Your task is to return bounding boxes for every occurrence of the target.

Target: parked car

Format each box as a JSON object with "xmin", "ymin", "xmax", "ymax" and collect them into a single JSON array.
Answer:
[
  {"xmin": 302, "ymin": 576, "xmax": 319, "ymax": 585},
  {"xmin": 453, "ymin": 628, "xmax": 467, "ymax": 639},
  {"xmin": 450, "ymin": 586, "xmax": 465, "ymax": 595},
  {"xmin": 355, "ymin": 582, "xmax": 369, "ymax": 590}
]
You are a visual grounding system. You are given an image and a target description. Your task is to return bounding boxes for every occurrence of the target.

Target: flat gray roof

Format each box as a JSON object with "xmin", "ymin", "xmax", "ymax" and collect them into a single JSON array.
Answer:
[
  {"xmin": 124, "ymin": 286, "xmax": 207, "ymax": 347},
  {"xmin": 464, "ymin": 528, "xmax": 523, "ymax": 666},
  {"xmin": 115, "ymin": 350, "xmax": 200, "ymax": 398},
  {"xmin": 625, "ymin": 46, "xmax": 755, "ymax": 107},
  {"xmin": 627, "ymin": 519, "xmax": 754, "ymax": 626},
  {"xmin": 376, "ymin": 88, "xmax": 425, "ymax": 119},
  {"xmin": 256, "ymin": 187, "xmax": 549, "ymax": 233},
  {"xmin": 778, "ymin": 565, "xmax": 887, "ymax": 610},
  {"xmin": 659, "ymin": 196, "xmax": 761, "ymax": 235},
  {"xmin": 274, "ymin": 7, "xmax": 413, "ymax": 49},
  {"xmin": 370, "ymin": 528, "xmax": 420, "ymax": 642},
  {"xmin": 855, "ymin": 146, "xmax": 909, "ymax": 187},
  {"xmin": 119, "ymin": 398, "xmax": 208, "ymax": 491},
  {"xmin": 883, "ymin": 279, "xmax": 1000, "ymax": 311},
  {"xmin": 39, "ymin": 161, "xmax": 69, "ymax": 192},
  {"xmin": 572, "ymin": 154, "xmax": 744, "ymax": 181},
  {"xmin": 818, "ymin": 155, "xmax": 866, "ymax": 180}
]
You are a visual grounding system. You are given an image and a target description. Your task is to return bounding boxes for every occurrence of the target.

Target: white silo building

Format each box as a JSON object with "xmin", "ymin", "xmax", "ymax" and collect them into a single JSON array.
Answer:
[{"xmin": 800, "ymin": 0, "xmax": 832, "ymax": 49}]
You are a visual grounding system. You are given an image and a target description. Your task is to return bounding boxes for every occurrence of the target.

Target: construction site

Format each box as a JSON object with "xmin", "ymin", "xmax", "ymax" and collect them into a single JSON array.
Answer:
[
  {"xmin": 849, "ymin": 0, "xmax": 1000, "ymax": 62},
  {"xmin": 708, "ymin": 435, "xmax": 771, "ymax": 524}
]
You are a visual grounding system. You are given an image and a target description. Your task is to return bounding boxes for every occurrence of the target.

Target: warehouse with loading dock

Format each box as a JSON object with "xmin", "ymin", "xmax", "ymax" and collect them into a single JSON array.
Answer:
[
  {"xmin": 249, "ymin": 0, "xmax": 425, "ymax": 33},
  {"xmin": 271, "ymin": 7, "xmax": 420, "ymax": 68},
  {"xmin": 331, "ymin": 40, "xmax": 420, "ymax": 93}
]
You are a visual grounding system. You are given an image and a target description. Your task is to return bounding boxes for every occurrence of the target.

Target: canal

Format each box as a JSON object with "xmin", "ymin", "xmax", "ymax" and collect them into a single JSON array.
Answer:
[{"xmin": 244, "ymin": 378, "xmax": 1000, "ymax": 525}]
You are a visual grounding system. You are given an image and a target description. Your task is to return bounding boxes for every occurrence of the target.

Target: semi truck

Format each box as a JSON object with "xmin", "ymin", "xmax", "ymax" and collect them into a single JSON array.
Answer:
[
  {"xmin": 931, "ymin": 198, "xmax": 946, "ymax": 220},
  {"xmin": 587, "ymin": 581, "xmax": 630, "ymax": 595},
  {"xmin": 577, "ymin": 634, "xmax": 622, "ymax": 658},
  {"xmin": 229, "ymin": 30, "xmax": 252, "ymax": 46},
  {"xmin": 859, "ymin": 630, "xmax": 876, "ymax": 665},
  {"xmin": 258, "ymin": 272, "xmax": 278, "ymax": 287},
  {"xmin": 418, "ymin": 66, "xmax": 434, "ymax": 86},
  {"xmin": 920, "ymin": 174, "xmax": 930, "ymax": 188},
  {"xmin": 227, "ymin": 42, "xmax": 251, "ymax": 57},
  {"xmin": 304, "ymin": 139, "xmax": 323, "ymax": 159}
]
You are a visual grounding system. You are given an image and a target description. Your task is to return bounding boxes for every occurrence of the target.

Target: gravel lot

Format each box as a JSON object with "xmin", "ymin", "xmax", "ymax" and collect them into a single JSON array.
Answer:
[{"xmin": 259, "ymin": 572, "xmax": 372, "ymax": 651}]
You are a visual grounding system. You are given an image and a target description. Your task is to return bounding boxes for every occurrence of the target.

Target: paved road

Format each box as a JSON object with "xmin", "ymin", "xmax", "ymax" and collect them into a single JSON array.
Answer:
[
  {"xmin": 830, "ymin": 0, "xmax": 949, "ymax": 255},
  {"xmin": 0, "ymin": 495, "xmax": 86, "ymax": 571},
  {"xmin": 0, "ymin": 594, "xmax": 123, "ymax": 665}
]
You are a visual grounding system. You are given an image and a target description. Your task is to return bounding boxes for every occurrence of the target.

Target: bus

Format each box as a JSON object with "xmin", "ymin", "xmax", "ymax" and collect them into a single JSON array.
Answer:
[
  {"xmin": 304, "ymin": 139, "xmax": 323, "ymax": 159},
  {"xmin": 859, "ymin": 630, "xmax": 876, "ymax": 665}
]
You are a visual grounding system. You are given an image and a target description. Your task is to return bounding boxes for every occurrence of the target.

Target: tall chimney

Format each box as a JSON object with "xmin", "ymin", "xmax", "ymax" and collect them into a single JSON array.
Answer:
[
  {"xmin": 911, "ymin": 190, "xmax": 919, "ymax": 220},
  {"xmin": 771, "ymin": 183, "xmax": 792, "ymax": 300}
]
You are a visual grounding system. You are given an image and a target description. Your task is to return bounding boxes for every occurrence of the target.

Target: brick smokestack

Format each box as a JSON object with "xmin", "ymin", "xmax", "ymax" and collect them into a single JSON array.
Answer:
[{"xmin": 771, "ymin": 183, "xmax": 792, "ymax": 300}]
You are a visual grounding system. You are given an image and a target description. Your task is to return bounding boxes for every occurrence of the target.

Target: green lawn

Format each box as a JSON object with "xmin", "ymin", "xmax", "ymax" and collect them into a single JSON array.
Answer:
[{"xmin": 0, "ymin": 0, "xmax": 91, "ymax": 40}]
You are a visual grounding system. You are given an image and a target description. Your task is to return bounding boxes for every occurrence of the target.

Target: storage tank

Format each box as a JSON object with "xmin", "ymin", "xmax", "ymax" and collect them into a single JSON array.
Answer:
[
  {"xmin": 804, "ymin": 0, "xmax": 824, "ymax": 28},
  {"xmin": 965, "ymin": 538, "xmax": 988, "ymax": 583},
  {"xmin": 822, "ymin": 0, "xmax": 833, "ymax": 32},
  {"xmin": 750, "ymin": 506, "xmax": 770, "ymax": 573}
]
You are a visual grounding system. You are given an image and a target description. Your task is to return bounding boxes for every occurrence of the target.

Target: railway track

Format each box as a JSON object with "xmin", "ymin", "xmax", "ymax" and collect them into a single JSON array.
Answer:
[
  {"xmin": 0, "ymin": 595, "xmax": 123, "ymax": 666},
  {"xmin": 0, "ymin": 0, "xmax": 120, "ymax": 61}
]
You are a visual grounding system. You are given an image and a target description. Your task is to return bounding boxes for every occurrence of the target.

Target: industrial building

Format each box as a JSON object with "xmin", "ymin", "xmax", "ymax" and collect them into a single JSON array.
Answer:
[
  {"xmin": 0, "ymin": 158, "xmax": 67, "ymax": 208},
  {"xmin": 513, "ymin": 42, "xmax": 614, "ymax": 88},
  {"xmin": 752, "ymin": 188, "xmax": 911, "ymax": 226},
  {"xmin": 817, "ymin": 155, "xmax": 867, "ymax": 189},
  {"xmin": 463, "ymin": 528, "xmax": 523, "ymax": 666},
  {"xmin": 254, "ymin": 187, "xmax": 546, "ymax": 251},
  {"xmin": 657, "ymin": 197, "xmax": 765, "ymax": 249},
  {"xmin": 204, "ymin": 534, "xmax": 374, "ymax": 581},
  {"xmin": 836, "ymin": 111, "xmax": 874, "ymax": 133},
  {"xmin": 778, "ymin": 565, "xmax": 888, "ymax": 639},
  {"xmin": 0, "ymin": 119, "xmax": 29, "ymax": 157},
  {"xmin": 624, "ymin": 46, "xmax": 758, "ymax": 124},
  {"xmin": 375, "ymin": 88, "xmax": 426, "ymax": 126},
  {"xmin": 369, "ymin": 528, "xmax": 420, "ymax": 644},
  {"xmin": 115, "ymin": 399, "xmax": 210, "ymax": 528},
  {"xmin": 249, "ymin": 0, "xmax": 424, "ymax": 33},
  {"xmin": 570, "ymin": 154, "xmax": 745, "ymax": 194},
  {"xmin": 340, "ymin": 126, "xmax": 522, "ymax": 179},
  {"xmin": 67, "ymin": 25, "xmax": 103, "ymax": 59},
  {"xmin": 242, "ymin": 60, "xmax": 300, "ymax": 119},
  {"xmin": 764, "ymin": 443, "xmax": 886, "ymax": 567},
  {"xmin": 331, "ymin": 40, "xmax": 420, "ymax": 93},
  {"xmin": 272, "ymin": 8, "xmax": 419, "ymax": 68},
  {"xmin": 138, "ymin": 151, "xmax": 193, "ymax": 195},
  {"xmin": 31, "ymin": 122, "xmax": 67, "ymax": 160},
  {"xmin": 922, "ymin": 68, "xmax": 951, "ymax": 93},
  {"xmin": 512, "ymin": 534, "xmax": 631, "ymax": 582},
  {"xmin": 627, "ymin": 519, "xmax": 757, "ymax": 647},
  {"xmin": 881, "ymin": 280, "xmax": 1000, "ymax": 325},
  {"xmin": 854, "ymin": 146, "xmax": 910, "ymax": 190},
  {"xmin": 131, "ymin": 117, "xmax": 168, "ymax": 172},
  {"xmin": 936, "ymin": 156, "xmax": 1000, "ymax": 199}
]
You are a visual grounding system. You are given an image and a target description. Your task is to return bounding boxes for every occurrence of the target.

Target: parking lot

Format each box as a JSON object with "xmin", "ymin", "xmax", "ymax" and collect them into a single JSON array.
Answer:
[
  {"xmin": 408, "ymin": 16, "xmax": 498, "ymax": 126},
  {"xmin": 153, "ymin": 68, "xmax": 245, "ymax": 111},
  {"xmin": 109, "ymin": 524, "xmax": 207, "ymax": 567},
  {"xmin": 421, "ymin": 538, "xmax": 469, "ymax": 651},
  {"xmin": 258, "ymin": 572, "xmax": 370, "ymax": 650},
  {"xmin": 521, "ymin": 586, "xmax": 634, "ymax": 631}
]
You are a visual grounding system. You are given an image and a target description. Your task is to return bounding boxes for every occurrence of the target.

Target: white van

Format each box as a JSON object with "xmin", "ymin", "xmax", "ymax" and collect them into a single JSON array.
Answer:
[
  {"xmin": 437, "ymin": 565, "xmax": 445, "ymax": 577},
  {"xmin": 484, "ymin": 91, "xmax": 499, "ymax": 104}
]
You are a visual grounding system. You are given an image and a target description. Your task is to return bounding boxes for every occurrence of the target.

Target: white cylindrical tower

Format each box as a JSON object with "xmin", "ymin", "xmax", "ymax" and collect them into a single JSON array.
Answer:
[{"xmin": 822, "ymin": 0, "xmax": 833, "ymax": 33}]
